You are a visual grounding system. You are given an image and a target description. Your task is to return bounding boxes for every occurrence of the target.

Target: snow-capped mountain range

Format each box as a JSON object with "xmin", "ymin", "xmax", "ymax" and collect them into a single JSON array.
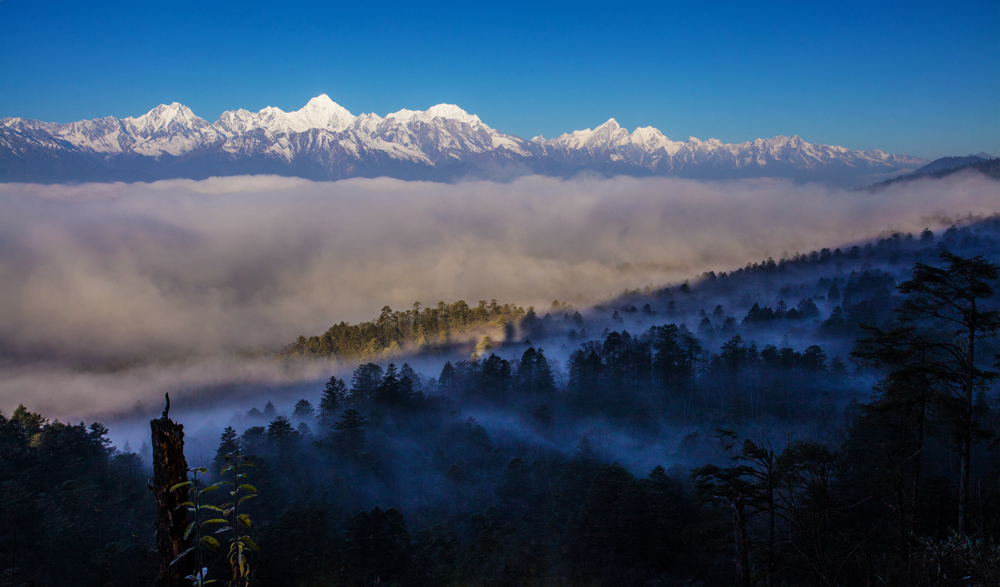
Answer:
[{"xmin": 0, "ymin": 95, "xmax": 928, "ymax": 186}]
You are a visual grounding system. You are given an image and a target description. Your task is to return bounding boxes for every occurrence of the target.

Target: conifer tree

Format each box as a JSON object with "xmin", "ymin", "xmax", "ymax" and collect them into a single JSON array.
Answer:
[
  {"xmin": 332, "ymin": 409, "xmax": 367, "ymax": 456},
  {"xmin": 319, "ymin": 376, "xmax": 348, "ymax": 429},
  {"xmin": 351, "ymin": 363, "xmax": 384, "ymax": 404},
  {"xmin": 292, "ymin": 399, "xmax": 314, "ymax": 421},
  {"xmin": 399, "ymin": 363, "xmax": 422, "ymax": 392},
  {"xmin": 213, "ymin": 426, "xmax": 240, "ymax": 476},
  {"xmin": 893, "ymin": 251, "xmax": 999, "ymax": 534},
  {"xmin": 376, "ymin": 364, "xmax": 402, "ymax": 406}
]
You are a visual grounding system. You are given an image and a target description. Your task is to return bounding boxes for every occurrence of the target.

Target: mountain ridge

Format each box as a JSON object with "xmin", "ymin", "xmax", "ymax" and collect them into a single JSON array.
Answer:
[
  {"xmin": 864, "ymin": 156, "xmax": 1000, "ymax": 191},
  {"xmin": 1, "ymin": 96, "xmax": 929, "ymax": 186}
]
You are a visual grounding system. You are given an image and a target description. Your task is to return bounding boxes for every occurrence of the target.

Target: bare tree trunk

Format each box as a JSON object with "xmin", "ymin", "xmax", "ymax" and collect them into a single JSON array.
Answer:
[
  {"xmin": 910, "ymin": 398, "xmax": 925, "ymax": 539},
  {"xmin": 959, "ymin": 326, "xmax": 976, "ymax": 536},
  {"xmin": 733, "ymin": 495, "xmax": 751, "ymax": 587},
  {"xmin": 765, "ymin": 451, "xmax": 776, "ymax": 587},
  {"xmin": 151, "ymin": 397, "xmax": 192, "ymax": 587},
  {"xmin": 959, "ymin": 434, "xmax": 970, "ymax": 535}
]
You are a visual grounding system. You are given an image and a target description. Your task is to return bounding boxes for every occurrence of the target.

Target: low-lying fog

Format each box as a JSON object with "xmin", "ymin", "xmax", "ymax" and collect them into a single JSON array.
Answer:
[{"xmin": 0, "ymin": 171, "xmax": 997, "ymax": 435}]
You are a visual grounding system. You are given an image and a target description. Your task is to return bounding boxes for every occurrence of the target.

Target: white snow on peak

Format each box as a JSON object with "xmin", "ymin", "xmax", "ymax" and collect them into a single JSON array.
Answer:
[
  {"xmin": 213, "ymin": 95, "xmax": 356, "ymax": 135},
  {"xmin": 294, "ymin": 94, "xmax": 355, "ymax": 131},
  {"xmin": 588, "ymin": 119, "xmax": 631, "ymax": 149},
  {"xmin": 630, "ymin": 126, "xmax": 681, "ymax": 155},
  {"xmin": 549, "ymin": 127, "xmax": 594, "ymax": 149},
  {"xmin": 547, "ymin": 118, "xmax": 633, "ymax": 151},
  {"xmin": 117, "ymin": 103, "xmax": 212, "ymax": 156},
  {"xmin": 629, "ymin": 127, "xmax": 662, "ymax": 141},
  {"xmin": 385, "ymin": 104, "xmax": 482, "ymax": 125},
  {"xmin": 112, "ymin": 103, "xmax": 213, "ymax": 157},
  {"xmin": 349, "ymin": 112, "xmax": 385, "ymax": 136},
  {"xmin": 124, "ymin": 103, "xmax": 208, "ymax": 135},
  {"xmin": 3, "ymin": 96, "xmax": 929, "ymax": 178}
]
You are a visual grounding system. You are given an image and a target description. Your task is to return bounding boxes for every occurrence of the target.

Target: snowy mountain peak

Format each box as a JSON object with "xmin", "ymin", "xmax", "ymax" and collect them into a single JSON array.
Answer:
[
  {"xmin": 124, "ymin": 103, "xmax": 208, "ymax": 136},
  {"xmin": 630, "ymin": 126, "xmax": 667, "ymax": 141},
  {"xmin": 546, "ymin": 127, "xmax": 595, "ymax": 149},
  {"xmin": 426, "ymin": 104, "xmax": 479, "ymax": 123},
  {"xmin": 385, "ymin": 104, "xmax": 482, "ymax": 125},
  {"xmin": 304, "ymin": 94, "xmax": 336, "ymax": 109},
  {"xmin": 349, "ymin": 112, "xmax": 385, "ymax": 135},
  {"xmin": 766, "ymin": 135, "xmax": 805, "ymax": 148},
  {"xmin": 0, "ymin": 96, "xmax": 930, "ymax": 186},
  {"xmin": 130, "ymin": 102, "xmax": 201, "ymax": 124},
  {"xmin": 212, "ymin": 95, "xmax": 355, "ymax": 135},
  {"xmin": 630, "ymin": 126, "xmax": 680, "ymax": 154},
  {"xmin": 295, "ymin": 94, "xmax": 355, "ymax": 131}
]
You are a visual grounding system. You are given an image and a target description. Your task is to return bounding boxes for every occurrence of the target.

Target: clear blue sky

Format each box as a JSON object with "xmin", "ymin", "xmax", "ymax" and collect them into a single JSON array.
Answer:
[{"xmin": 1, "ymin": 0, "xmax": 997, "ymax": 159}]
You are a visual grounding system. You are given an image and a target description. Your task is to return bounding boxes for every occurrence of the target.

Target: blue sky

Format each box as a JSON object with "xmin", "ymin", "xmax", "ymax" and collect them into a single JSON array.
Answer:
[{"xmin": 1, "ymin": 0, "xmax": 997, "ymax": 159}]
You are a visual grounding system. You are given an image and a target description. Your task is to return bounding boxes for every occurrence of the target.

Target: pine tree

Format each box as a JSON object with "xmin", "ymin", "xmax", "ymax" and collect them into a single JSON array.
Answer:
[
  {"xmin": 332, "ymin": 409, "xmax": 367, "ymax": 456},
  {"xmin": 240, "ymin": 426, "xmax": 266, "ymax": 456},
  {"xmin": 292, "ymin": 399, "xmax": 315, "ymax": 421},
  {"xmin": 266, "ymin": 416, "xmax": 298, "ymax": 452},
  {"xmin": 893, "ymin": 251, "xmax": 999, "ymax": 534},
  {"xmin": 11, "ymin": 404, "xmax": 44, "ymax": 434},
  {"xmin": 351, "ymin": 363, "xmax": 384, "ymax": 403},
  {"xmin": 319, "ymin": 376, "xmax": 348, "ymax": 429},
  {"xmin": 479, "ymin": 354, "xmax": 512, "ymax": 403},
  {"xmin": 652, "ymin": 324, "xmax": 700, "ymax": 390},
  {"xmin": 399, "ymin": 363, "xmax": 422, "ymax": 392},
  {"xmin": 213, "ymin": 426, "xmax": 240, "ymax": 476},
  {"xmin": 515, "ymin": 347, "xmax": 555, "ymax": 395},
  {"xmin": 438, "ymin": 361, "xmax": 456, "ymax": 396},
  {"xmin": 376, "ymin": 364, "xmax": 402, "ymax": 406}
]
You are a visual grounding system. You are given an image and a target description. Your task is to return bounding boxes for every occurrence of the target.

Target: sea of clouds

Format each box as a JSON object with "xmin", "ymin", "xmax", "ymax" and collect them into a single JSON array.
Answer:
[{"xmin": 0, "ymin": 171, "xmax": 997, "ymax": 420}]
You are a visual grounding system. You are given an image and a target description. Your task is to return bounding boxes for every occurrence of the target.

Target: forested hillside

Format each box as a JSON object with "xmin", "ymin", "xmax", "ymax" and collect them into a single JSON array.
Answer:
[
  {"xmin": 3, "ymin": 217, "xmax": 1000, "ymax": 586},
  {"xmin": 287, "ymin": 299, "xmax": 530, "ymax": 359}
]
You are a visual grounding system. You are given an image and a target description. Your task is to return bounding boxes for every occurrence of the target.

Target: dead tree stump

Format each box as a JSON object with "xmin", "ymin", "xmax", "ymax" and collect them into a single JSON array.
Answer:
[{"xmin": 151, "ymin": 395, "xmax": 192, "ymax": 587}]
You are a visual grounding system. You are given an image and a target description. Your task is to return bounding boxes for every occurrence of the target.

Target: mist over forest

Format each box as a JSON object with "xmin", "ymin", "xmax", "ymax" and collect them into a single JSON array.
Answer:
[
  {"xmin": 1, "ymin": 172, "xmax": 1000, "ymax": 586},
  {"xmin": 0, "ymin": 171, "xmax": 997, "ymax": 415}
]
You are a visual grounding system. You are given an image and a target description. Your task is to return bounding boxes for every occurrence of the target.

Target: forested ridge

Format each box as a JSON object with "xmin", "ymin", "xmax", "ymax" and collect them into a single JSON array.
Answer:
[
  {"xmin": 287, "ymin": 299, "xmax": 533, "ymax": 359},
  {"xmin": 288, "ymin": 217, "xmax": 997, "ymax": 364},
  {"xmin": 3, "ymin": 217, "xmax": 1000, "ymax": 586}
]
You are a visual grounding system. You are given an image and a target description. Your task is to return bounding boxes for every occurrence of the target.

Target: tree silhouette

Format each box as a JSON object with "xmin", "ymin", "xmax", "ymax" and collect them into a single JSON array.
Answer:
[
  {"xmin": 318, "ymin": 376, "xmax": 348, "ymax": 428},
  {"xmin": 893, "ymin": 250, "xmax": 1000, "ymax": 534}
]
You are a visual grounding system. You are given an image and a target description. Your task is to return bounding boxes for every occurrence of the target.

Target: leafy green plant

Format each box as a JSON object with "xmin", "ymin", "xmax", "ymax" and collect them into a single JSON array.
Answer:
[
  {"xmin": 171, "ymin": 467, "xmax": 222, "ymax": 586},
  {"xmin": 170, "ymin": 450, "xmax": 260, "ymax": 587},
  {"xmin": 215, "ymin": 449, "xmax": 259, "ymax": 587}
]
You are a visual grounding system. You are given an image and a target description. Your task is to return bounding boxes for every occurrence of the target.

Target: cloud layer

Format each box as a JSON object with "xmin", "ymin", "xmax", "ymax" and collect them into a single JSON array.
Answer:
[{"xmin": 0, "ymin": 172, "xmax": 997, "ymax": 416}]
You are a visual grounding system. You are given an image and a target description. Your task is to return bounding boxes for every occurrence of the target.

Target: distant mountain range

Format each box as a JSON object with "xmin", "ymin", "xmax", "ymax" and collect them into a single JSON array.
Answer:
[{"xmin": 1, "ymin": 95, "xmax": 930, "ymax": 186}]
